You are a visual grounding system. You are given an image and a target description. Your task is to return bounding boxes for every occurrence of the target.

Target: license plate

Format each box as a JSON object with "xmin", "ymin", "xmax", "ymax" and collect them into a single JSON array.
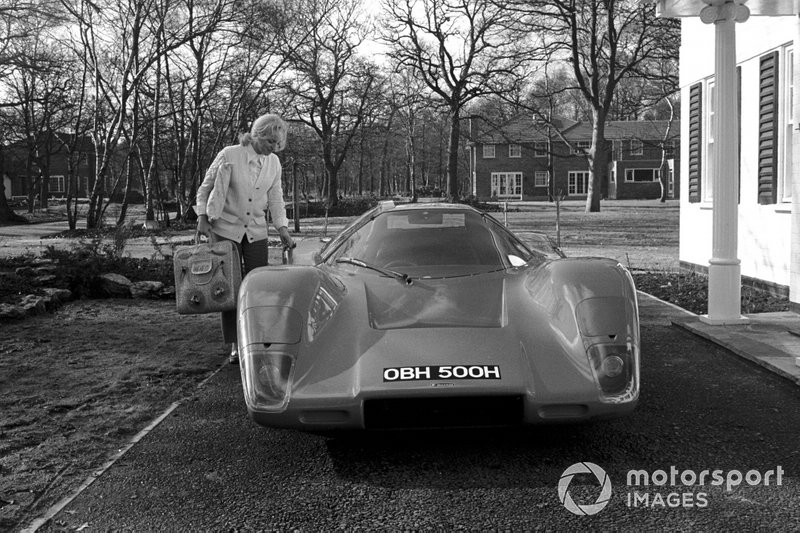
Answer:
[{"xmin": 383, "ymin": 365, "xmax": 501, "ymax": 382}]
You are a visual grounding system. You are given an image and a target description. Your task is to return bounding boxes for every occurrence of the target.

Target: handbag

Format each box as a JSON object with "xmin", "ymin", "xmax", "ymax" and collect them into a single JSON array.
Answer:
[{"xmin": 174, "ymin": 239, "xmax": 242, "ymax": 314}]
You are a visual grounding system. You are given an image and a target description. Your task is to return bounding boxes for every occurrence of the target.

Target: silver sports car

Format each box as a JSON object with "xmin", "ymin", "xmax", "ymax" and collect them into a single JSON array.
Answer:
[{"xmin": 237, "ymin": 202, "xmax": 640, "ymax": 431}]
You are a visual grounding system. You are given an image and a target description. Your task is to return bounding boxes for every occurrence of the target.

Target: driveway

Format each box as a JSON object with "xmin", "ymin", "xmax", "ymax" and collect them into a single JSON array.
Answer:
[{"xmin": 28, "ymin": 296, "xmax": 800, "ymax": 531}]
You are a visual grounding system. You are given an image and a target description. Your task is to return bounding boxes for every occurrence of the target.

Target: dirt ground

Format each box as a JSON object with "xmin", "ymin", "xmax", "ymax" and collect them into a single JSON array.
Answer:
[{"xmin": 0, "ymin": 300, "xmax": 223, "ymax": 531}]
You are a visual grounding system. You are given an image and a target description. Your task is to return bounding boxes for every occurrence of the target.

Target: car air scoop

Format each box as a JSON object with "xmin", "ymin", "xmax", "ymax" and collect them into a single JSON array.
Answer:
[{"xmin": 364, "ymin": 276, "xmax": 505, "ymax": 329}]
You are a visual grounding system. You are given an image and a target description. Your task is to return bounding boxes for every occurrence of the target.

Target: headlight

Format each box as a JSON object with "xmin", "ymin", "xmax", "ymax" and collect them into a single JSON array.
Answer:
[
  {"xmin": 601, "ymin": 355, "xmax": 625, "ymax": 378},
  {"xmin": 241, "ymin": 345, "xmax": 295, "ymax": 411},
  {"xmin": 587, "ymin": 342, "xmax": 638, "ymax": 402}
]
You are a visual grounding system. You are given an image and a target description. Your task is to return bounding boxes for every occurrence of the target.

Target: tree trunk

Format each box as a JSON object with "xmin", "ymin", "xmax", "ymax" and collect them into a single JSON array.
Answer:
[
  {"xmin": 659, "ymin": 98, "xmax": 676, "ymax": 203},
  {"xmin": 38, "ymin": 170, "xmax": 49, "ymax": 211},
  {"xmin": 323, "ymin": 139, "xmax": 339, "ymax": 208},
  {"xmin": 379, "ymin": 109, "xmax": 395, "ymax": 198},
  {"xmin": 357, "ymin": 134, "xmax": 364, "ymax": 196},
  {"xmin": 65, "ymin": 146, "xmax": 79, "ymax": 231},
  {"xmin": 406, "ymin": 114, "xmax": 417, "ymax": 201},
  {"xmin": 585, "ymin": 108, "xmax": 607, "ymax": 213},
  {"xmin": 144, "ymin": 42, "xmax": 163, "ymax": 228},
  {"xmin": 25, "ymin": 154, "xmax": 35, "ymax": 214},
  {"xmin": 446, "ymin": 106, "xmax": 461, "ymax": 202}
]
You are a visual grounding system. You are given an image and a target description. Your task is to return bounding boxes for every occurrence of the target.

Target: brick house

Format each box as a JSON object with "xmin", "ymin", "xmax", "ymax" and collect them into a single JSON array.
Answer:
[
  {"xmin": 1, "ymin": 135, "xmax": 96, "ymax": 200},
  {"xmin": 467, "ymin": 115, "xmax": 680, "ymax": 201}
]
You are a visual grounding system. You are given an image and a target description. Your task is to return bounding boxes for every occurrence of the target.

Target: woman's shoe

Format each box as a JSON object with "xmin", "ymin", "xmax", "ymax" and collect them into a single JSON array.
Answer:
[{"xmin": 228, "ymin": 343, "xmax": 239, "ymax": 365}]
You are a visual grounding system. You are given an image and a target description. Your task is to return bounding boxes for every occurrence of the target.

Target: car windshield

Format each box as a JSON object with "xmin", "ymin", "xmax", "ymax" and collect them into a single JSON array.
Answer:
[{"xmin": 324, "ymin": 207, "xmax": 537, "ymax": 277}]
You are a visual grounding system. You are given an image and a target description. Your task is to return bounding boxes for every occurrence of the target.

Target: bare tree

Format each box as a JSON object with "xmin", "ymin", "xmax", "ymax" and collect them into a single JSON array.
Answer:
[
  {"xmin": 385, "ymin": 67, "xmax": 437, "ymax": 201},
  {"xmin": 3, "ymin": 24, "xmax": 78, "ymax": 214},
  {"xmin": 280, "ymin": 0, "xmax": 380, "ymax": 208},
  {"xmin": 381, "ymin": 0, "xmax": 530, "ymax": 201},
  {"xmin": 0, "ymin": 0, "xmax": 65, "ymax": 224},
  {"xmin": 507, "ymin": 0, "xmax": 679, "ymax": 212},
  {"xmin": 59, "ymin": 0, "xmax": 233, "ymax": 228}
]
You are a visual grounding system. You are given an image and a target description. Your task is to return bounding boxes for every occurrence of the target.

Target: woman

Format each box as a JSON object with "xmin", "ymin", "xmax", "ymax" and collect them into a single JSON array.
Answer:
[{"xmin": 195, "ymin": 113, "xmax": 295, "ymax": 364}]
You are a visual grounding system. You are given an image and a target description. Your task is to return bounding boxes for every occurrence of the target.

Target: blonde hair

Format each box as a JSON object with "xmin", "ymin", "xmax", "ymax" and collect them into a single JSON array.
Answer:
[{"xmin": 239, "ymin": 113, "xmax": 288, "ymax": 151}]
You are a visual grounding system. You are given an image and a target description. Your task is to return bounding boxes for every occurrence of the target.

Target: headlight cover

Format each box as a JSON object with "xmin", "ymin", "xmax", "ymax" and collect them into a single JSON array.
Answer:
[
  {"xmin": 241, "ymin": 345, "xmax": 295, "ymax": 412},
  {"xmin": 587, "ymin": 341, "xmax": 638, "ymax": 403}
]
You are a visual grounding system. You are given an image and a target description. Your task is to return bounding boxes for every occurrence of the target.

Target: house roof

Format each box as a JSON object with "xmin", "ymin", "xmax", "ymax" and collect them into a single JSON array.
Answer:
[
  {"xmin": 471, "ymin": 115, "xmax": 579, "ymax": 143},
  {"xmin": 471, "ymin": 115, "xmax": 680, "ymax": 144},
  {"xmin": 605, "ymin": 120, "xmax": 680, "ymax": 141}
]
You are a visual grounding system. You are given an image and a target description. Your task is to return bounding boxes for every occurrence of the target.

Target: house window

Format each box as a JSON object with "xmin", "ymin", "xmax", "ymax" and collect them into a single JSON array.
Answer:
[
  {"xmin": 49, "ymin": 175, "xmax": 65, "ymax": 194},
  {"xmin": 568, "ymin": 171, "xmax": 590, "ymax": 195},
  {"xmin": 573, "ymin": 141, "xmax": 591, "ymax": 155},
  {"xmin": 483, "ymin": 144, "xmax": 496, "ymax": 158},
  {"xmin": 534, "ymin": 171, "xmax": 549, "ymax": 187},
  {"xmin": 508, "ymin": 144, "xmax": 522, "ymax": 158},
  {"xmin": 624, "ymin": 168, "xmax": 660, "ymax": 182},
  {"xmin": 534, "ymin": 142, "xmax": 548, "ymax": 157},
  {"xmin": 630, "ymin": 139, "xmax": 643, "ymax": 156},
  {"xmin": 491, "ymin": 172, "xmax": 523, "ymax": 199}
]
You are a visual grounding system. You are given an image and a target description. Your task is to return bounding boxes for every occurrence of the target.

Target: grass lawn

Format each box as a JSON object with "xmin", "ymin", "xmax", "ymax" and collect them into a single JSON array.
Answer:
[{"xmin": 497, "ymin": 199, "xmax": 679, "ymax": 272}]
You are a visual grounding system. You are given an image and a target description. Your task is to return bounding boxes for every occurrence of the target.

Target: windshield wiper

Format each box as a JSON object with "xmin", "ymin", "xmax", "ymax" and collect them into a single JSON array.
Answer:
[{"xmin": 335, "ymin": 257, "xmax": 413, "ymax": 286}]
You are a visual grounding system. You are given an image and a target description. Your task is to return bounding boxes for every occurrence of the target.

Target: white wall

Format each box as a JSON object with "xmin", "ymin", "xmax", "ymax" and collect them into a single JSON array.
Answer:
[{"xmin": 679, "ymin": 17, "xmax": 796, "ymax": 290}]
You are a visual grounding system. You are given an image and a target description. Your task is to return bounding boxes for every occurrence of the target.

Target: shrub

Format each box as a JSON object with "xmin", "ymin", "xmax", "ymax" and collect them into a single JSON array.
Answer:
[
  {"xmin": 631, "ymin": 271, "xmax": 790, "ymax": 315},
  {"xmin": 41, "ymin": 242, "xmax": 109, "ymax": 298},
  {"xmin": 462, "ymin": 195, "xmax": 502, "ymax": 212},
  {"xmin": 37, "ymin": 240, "xmax": 174, "ymax": 300},
  {"xmin": 108, "ymin": 190, "xmax": 145, "ymax": 204}
]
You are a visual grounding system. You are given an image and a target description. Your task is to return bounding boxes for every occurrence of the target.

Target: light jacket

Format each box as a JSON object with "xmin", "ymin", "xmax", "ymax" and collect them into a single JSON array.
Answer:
[{"xmin": 195, "ymin": 144, "xmax": 289, "ymax": 243}]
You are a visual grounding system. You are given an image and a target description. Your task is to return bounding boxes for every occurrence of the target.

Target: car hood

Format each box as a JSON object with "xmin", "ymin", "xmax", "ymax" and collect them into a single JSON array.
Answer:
[{"xmin": 363, "ymin": 274, "xmax": 506, "ymax": 329}]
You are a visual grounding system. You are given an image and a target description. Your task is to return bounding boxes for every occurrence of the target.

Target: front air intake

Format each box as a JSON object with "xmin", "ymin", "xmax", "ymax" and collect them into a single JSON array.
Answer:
[{"xmin": 363, "ymin": 395, "xmax": 524, "ymax": 430}]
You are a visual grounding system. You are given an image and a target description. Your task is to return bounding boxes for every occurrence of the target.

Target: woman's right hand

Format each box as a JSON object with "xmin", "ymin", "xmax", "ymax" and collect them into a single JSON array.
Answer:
[{"xmin": 196, "ymin": 215, "xmax": 212, "ymax": 242}]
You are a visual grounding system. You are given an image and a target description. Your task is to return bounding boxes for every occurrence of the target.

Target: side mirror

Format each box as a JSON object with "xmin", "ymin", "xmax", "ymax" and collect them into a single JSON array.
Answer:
[{"xmin": 312, "ymin": 251, "xmax": 322, "ymax": 264}]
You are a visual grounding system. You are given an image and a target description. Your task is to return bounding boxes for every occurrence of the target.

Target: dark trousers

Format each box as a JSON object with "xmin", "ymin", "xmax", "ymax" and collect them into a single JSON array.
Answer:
[{"xmin": 212, "ymin": 234, "xmax": 269, "ymax": 344}]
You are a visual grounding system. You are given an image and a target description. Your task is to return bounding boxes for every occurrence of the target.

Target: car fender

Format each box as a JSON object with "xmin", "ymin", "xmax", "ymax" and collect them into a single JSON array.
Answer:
[
  {"xmin": 523, "ymin": 257, "xmax": 639, "ymax": 341},
  {"xmin": 237, "ymin": 266, "xmax": 345, "ymax": 347},
  {"xmin": 515, "ymin": 258, "xmax": 640, "ymax": 401}
]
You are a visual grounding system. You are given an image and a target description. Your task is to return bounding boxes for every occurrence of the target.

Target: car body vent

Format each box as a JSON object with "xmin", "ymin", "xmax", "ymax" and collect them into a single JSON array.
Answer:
[{"xmin": 363, "ymin": 395, "xmax": 524, "ymax": 430}]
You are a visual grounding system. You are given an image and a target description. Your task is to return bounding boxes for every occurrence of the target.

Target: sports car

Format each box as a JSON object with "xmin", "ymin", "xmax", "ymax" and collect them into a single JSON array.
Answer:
[{"xmin": 236, "ymin": 201, "xmax": 640, "ymax": 431}]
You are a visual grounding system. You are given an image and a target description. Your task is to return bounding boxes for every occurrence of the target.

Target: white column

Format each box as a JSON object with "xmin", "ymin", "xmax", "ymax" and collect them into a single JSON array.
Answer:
[{"xmin": 700, "ymin": 1, "xmax": 750, "ymax": 325}]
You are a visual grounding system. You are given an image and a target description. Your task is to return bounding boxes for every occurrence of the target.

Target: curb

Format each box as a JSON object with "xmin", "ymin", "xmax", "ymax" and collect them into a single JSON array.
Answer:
[
  {"xmin": 673, "ymin": 319, "xmax": 800, "ymax": 388},
  {"xmin": 19, "ymin": 362, "xmax": 229, "ymax": 532}
]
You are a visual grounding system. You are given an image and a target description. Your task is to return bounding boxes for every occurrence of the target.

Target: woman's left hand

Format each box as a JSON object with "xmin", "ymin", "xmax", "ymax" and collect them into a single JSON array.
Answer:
[{"xmin": 278, "ymin": 226, "xmax": 295, "ymax": 249}]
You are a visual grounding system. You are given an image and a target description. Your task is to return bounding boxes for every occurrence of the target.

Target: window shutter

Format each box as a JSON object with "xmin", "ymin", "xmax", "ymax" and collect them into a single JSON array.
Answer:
[
  {"xmin": 688, "ymin": 83, "xmax": 703, "ymax": 203},
  {"xmin": 758, "ymin": 51, "xmax": 779, "ymax": 205},
  {"xmin": 738, "ymin": 65, "xmax": 742, "ymax": 204}
]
